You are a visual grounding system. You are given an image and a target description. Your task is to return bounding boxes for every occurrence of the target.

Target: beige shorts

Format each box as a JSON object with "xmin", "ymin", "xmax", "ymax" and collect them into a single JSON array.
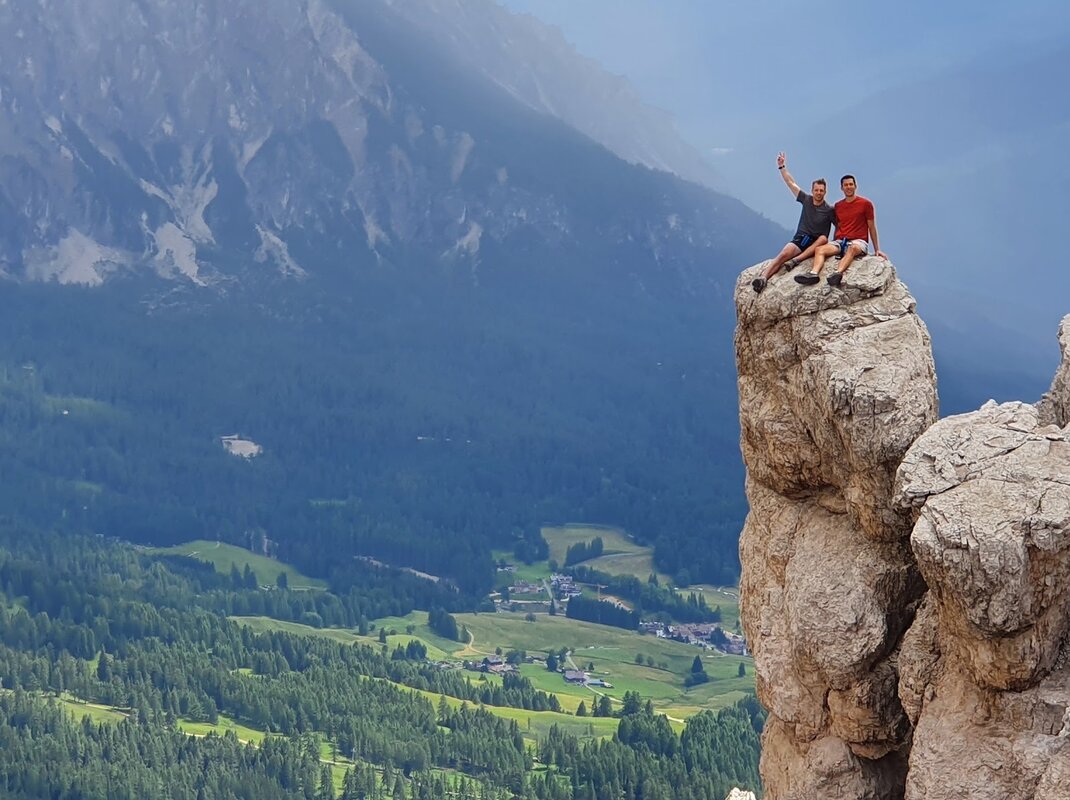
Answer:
[{"xmin": 835, "ymin": 238, "xmax": 870, "ymax": 256}]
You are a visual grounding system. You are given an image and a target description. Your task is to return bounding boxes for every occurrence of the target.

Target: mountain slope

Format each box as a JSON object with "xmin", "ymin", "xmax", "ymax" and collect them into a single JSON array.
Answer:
[
  {"xmin": 0, "ymin": 0, "xmax": 784, "ymax": 591},
  {"xmin": 374, "ymin": 0, "xmax": 724, "ymax": 187}
]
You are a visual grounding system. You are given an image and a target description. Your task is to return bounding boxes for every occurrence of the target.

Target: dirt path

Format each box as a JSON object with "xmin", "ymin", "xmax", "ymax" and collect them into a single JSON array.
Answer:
[{"xmin": 455, "ymin": 627, "xmax": 485, "ymax": 658}]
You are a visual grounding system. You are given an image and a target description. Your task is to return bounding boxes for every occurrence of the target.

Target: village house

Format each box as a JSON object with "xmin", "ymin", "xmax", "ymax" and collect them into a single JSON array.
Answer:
[
  {"xmin": 509, "ymin": 580, "xmax": 543, "ymax": 595},
  {"xmin": 718, "ymin": 630, "xmax": 749, "ymax": 656},
  {"xmin": 548, "ymin": 573, "xmax": 583, "ymax": 599},
  {"xmin": 641, "ymin": 621, "xmax": 749, "ymax": 655}
]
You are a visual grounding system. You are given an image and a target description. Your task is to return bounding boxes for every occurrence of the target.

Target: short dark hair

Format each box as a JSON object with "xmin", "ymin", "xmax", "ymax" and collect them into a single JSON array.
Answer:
[
  {"xmin": 840, "ymin": 174, "xmax": 856, "ymax": 185},
  {"xmin": 813, "ymin": 178, "xmax": 827, "ymax": 188}
]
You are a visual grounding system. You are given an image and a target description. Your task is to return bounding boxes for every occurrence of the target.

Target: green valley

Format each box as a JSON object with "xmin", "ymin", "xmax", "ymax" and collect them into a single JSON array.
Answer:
[{"xmin": 0, "ymin": 523, "xmax": 762, "ymax": 799}]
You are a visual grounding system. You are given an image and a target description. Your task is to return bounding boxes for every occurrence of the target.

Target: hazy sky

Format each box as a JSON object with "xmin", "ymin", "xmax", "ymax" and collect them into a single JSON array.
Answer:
[
  {"xmin": 499, "ymin": 0, "xmax": 1070, "ymax": 158},
  {"xmin": 498, "ymin": 0, "xmax": 1070, "ymax": 390}
]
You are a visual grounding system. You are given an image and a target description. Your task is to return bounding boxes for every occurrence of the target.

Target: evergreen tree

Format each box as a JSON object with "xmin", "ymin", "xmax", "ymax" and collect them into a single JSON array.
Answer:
[{"xmin": 96, "ymin": 650, "xmax": 111, "ymax": 683}]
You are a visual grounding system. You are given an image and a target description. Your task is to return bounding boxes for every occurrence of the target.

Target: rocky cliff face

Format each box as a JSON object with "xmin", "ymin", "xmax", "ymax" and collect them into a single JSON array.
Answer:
[
  {"xmin": 895, "ymin": 317, "xmax": 1070, "ymax": 799},
  {"xmin": 0, "ymin": 0, "xmax": 753, "ymax": 288},
  {"xmin": 735, "ymin": 257, "xmax": 938, "ymax": 798},
  {"xmin": 736, "ymin": 255, "xmax": 1070, "ymax": 798}
]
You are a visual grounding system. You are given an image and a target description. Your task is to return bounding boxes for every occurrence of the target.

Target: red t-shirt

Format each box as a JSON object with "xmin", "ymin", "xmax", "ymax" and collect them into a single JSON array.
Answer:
[{"xmin": 834, "ymin": 197, "xmax": 874, "ymax": 241}]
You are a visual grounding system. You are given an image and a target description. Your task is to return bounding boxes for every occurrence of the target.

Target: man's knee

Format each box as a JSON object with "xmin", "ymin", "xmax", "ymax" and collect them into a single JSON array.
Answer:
[
  {"xmin": 817, "ymin": 243, "xmax": 839, "ymax": 256},
  {"xmin": 815, "ymin": 236, "xmax": 829, "ymax": 246},
  {"xmin": 846, "ymin": 244, "xmax": 866, "ymax": 259}
]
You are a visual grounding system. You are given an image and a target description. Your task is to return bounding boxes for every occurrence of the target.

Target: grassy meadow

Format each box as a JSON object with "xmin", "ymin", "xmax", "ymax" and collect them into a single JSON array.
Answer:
[
  {"xmin": 149, "ymin": 540, "xmax": 328, "ymax": 590},
  {"xmin": 456, "ymin": 610, "xmax": 751, "ymax": 718},
  {"xmin": 178, "ymin": 531, "xmax": 749, "ymax": 727},
  {"xmin": 230, "ymin": 608, "xmax": 751, "ymax": 724}
]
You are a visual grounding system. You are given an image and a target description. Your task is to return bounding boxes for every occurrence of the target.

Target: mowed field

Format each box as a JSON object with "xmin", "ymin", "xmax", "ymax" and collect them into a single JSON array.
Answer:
[
  {"xmin": 229, "ymin": 615, "xmax": 624, "ymax": 743},
  {"xmin": 232, "ymin": 609, "xmax": 752, "ymax": 722},
  {"xmin": 233, "ymin": 612, "xmax": 460, "ymax": 661},
  {"xmin": 455, "ymin": 610, "xmax": 752, "ymax": 718},
  {"xmin": 149, "ymin": 540, "xmax": 328, "ymax": 590},
  {"xmin": 543, "ymin": 525, "xmax": 662, "ymax": 576},
  {"xmin": 541, "ymin": 525, "xmax": 741, "ymax": 629},
  {"xmin": 171, "ymin": 532, "xmax": 749, "ymax": 725}
]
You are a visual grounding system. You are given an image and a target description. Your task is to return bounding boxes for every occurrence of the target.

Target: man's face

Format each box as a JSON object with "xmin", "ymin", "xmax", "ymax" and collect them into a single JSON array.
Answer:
[
  {"xmin": 841, "ymin": 178, "xmax": 857, "ymax": 198},
  {"xmin": 811, "ymin": 182, "xmax": 826, "ymax": 203}
]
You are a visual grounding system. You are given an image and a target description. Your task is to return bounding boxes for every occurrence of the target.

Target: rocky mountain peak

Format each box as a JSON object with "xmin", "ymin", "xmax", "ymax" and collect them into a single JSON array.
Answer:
[
  {"xmin": 735, "ymin": 256, "xmax": 937, "ymax": 797},
  {"xmin": 736, "ymin": 250, "xmax": 1070, "ymax": 798},
  {"xmin": 0, "ymin": 0, "xmax": 748, "ymax": 291}
]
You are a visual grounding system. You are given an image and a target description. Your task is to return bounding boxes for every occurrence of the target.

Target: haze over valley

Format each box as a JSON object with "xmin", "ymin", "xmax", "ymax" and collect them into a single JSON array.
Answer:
[{"xmin": 1, "ymin": 2, "xmax": 1064, "ymax": 798}]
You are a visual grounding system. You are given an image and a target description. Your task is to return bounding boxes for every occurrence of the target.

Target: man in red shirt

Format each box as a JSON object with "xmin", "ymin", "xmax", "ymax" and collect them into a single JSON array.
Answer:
[{"xmin": 794, "ymin": 174, "xmax": 887, "ymax": 287}]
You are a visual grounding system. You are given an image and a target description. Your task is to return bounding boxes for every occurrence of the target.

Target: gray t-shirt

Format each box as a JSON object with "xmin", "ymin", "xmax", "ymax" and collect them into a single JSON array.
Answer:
[{"xmin": 795, "ymin": 190, "xmax": 835, "ymax": 239}]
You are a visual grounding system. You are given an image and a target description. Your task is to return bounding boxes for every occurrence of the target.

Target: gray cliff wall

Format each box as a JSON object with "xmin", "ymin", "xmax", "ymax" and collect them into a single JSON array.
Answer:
[
  {"xmin": 736, "ymin": 249, "xmax": 1070, "ymax": 800},
  {"xmin": 895, "ymin": 315, "xmax": 1070, "ymax": 799},
  {"xmin": 735, "ymin": 257, "xmax": 937, "ymax": 799}
]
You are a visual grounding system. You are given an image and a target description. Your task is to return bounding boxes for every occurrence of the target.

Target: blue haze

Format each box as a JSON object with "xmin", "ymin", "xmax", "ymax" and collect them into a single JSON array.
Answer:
[{"xmin": 500, "ymin": 0, "xmax": 1070, "ymax": 406}]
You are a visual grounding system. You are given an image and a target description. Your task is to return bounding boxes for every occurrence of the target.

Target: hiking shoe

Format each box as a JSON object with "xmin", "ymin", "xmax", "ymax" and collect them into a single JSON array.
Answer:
[
  {"xmin": 794, "ymin": 273, "xmax": 820, "ymax": 286},
  {"xmin": 782, "ymin": 259, "xmax": 798, "ymax": 272},
  {"xmin": 827, "ymin": 273, "xmax": 843, "ymax": 287},
  {"xmin": 752, "ymin": 277, "xmax": 767, "ymax": 294}
]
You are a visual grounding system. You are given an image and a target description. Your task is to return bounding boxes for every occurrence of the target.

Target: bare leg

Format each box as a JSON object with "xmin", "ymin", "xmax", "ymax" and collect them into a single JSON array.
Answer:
[
  {"xmin": 826, "ymin": 243, "xmax": 866, "ymax": 286},
  {"xmin": 791, "ymin": 235, "xmax": 828, "ymax": 267},
  {"xmin": 794, "ymin": 241, "xmax": 840, "ymax": 286},
  {"xmin": 761, "ymin": 242, "xmax": 802, "ymax": 280},
  {"xmin": 834, "ymin": 244, "xmax": 865, "ymax": 274}
]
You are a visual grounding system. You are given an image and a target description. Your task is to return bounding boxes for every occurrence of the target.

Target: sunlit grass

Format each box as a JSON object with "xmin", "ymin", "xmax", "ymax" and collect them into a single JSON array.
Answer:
[
  {"xmin": 149, "ymin": 540, "xmax": 327, "ymax": 590},
  {"xmin": 53, "ymin": 695, "xmax": 127, "ymax": 724},
  {"xmin": 542, "ymin": 525, "xmax": 642, "ymax": 567},
  {"xmin": 178, "ymin": 714, "xmax": 268, "ymax": 743}
]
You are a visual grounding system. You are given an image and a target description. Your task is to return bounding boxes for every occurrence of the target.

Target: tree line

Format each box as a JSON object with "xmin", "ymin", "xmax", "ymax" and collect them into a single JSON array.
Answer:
[
  {"xmin": 0, "ymin": 521, "xmax": 762, "ymax": 798},
  {"xmin": 567, "ymin": 566, "xmax": 722, "ymax": 624},
  {"xmin": 0, "ymin": 273, "xmax": 746, "ymax": 598}
]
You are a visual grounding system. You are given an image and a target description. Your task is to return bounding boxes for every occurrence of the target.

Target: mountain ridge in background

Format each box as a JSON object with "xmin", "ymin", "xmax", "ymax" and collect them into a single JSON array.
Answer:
[{"xmin": 0, "ymin": 0, "xmax": 783, "ymax": 591}]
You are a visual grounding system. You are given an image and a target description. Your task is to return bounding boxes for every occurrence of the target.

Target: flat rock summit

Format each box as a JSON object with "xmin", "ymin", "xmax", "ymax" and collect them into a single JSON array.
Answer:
[{"xmin": 735, "ymin": 256, "xmax": 1070, "ymax": 799}]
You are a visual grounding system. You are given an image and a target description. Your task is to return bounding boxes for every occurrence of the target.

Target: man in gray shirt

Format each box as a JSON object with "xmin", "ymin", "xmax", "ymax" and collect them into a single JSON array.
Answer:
[{"xmin": 752, "ymin": 152, "xmax": 835, "ymax": 293}]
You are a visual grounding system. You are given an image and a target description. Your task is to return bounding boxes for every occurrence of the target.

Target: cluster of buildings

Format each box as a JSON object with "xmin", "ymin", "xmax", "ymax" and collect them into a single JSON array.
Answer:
[
  {"xmin": 460, "ymin": 654, "xmax": 618, "ymax": 689},
  {"xmin": 548, "ymin": 573, "xmax": 582, "ymax": 599},
  {"xmin": 639, "ymin": 621, "xmax": 748, "ymax": 655},
  {"xmin": 507, "ymin": 580, "xmax": 543, "ymax": 595},
  {"xmin": 503, "ymin": 574, "xmax": 582, "ymax": 599},
  {"xmin": 562, "ymin": 669, "xmax": 612, "ymax": 688},
  {"xmin": 463, "ymin": 655, "xmax": 519, "ymax": 675}
]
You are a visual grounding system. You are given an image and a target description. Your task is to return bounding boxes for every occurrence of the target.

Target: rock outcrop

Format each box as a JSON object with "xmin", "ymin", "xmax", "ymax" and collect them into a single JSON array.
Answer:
[
  {"xmin": 1038, "ymin": 315, "xmax": 1070, "ymax": 428},
  {"xmin": 735, "ymin": 256, "xmax": 938, "ymax": 798},
  {"xmin": 737, "ymin": 256, "xmax": 1070, "ymax": 800},
  {"xmin": 725, "ymin": 789, "xmax": 758, "ymax": 800},
  {"xmin": 895, "ymin": 319, "xmax": 1070, "ymax": 799}
]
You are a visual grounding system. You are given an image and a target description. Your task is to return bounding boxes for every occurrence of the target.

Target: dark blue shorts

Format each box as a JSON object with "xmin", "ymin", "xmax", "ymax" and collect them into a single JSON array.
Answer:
[{"xmin": 791, "ymin": 234, "xmax": 816, "ymax": 251}]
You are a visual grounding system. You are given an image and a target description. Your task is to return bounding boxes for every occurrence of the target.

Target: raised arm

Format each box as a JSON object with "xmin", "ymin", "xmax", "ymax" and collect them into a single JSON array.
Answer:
[{"xmin": 777, "ymin": 152, "xmax": 802, "ymax": 198}]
